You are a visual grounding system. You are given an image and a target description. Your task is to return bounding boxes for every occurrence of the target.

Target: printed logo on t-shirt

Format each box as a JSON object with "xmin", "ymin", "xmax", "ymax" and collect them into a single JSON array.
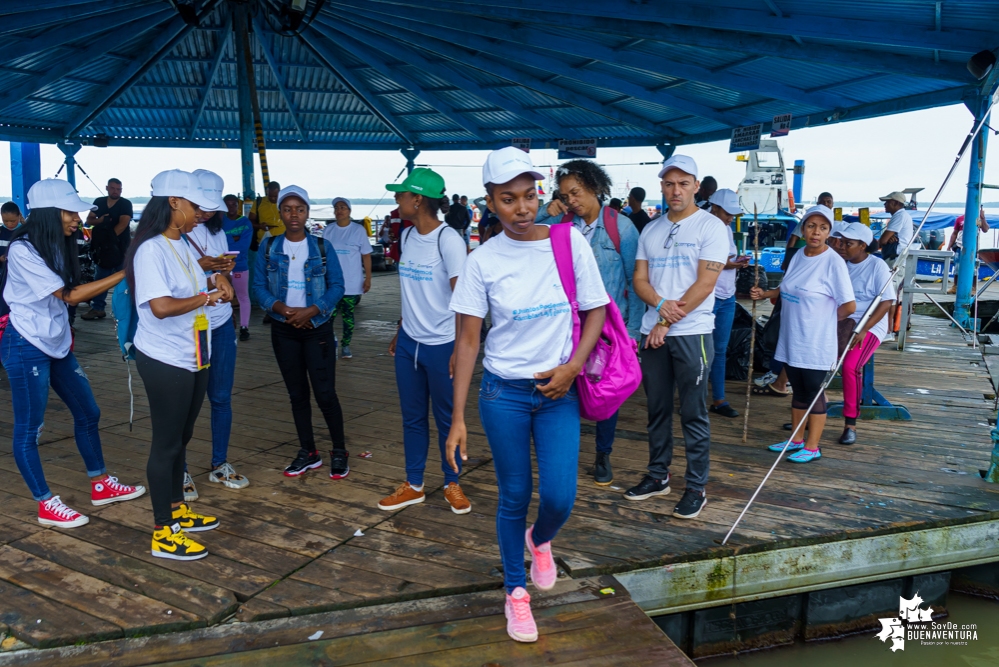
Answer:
[
  {"xmin": 649, "ymin": 255, "xmax": 693, "ymax": 269},
  {"xmin": 779, "ymin": 290, "xmax": 800, "ymax": 304},
  {"xmin": 288, "ymin": 278, "xmax": 306, "ymax": 291},
  {"xmin": 512, "ymin": 300, "xmax": 570, "ymax": 321},
  {"xmin": 399, "ymin": 262, "xmax": 434, "ymax": 283},
  {"xmin": 335, "ymin": 248, "xmax": 351, "ymax": 256}
]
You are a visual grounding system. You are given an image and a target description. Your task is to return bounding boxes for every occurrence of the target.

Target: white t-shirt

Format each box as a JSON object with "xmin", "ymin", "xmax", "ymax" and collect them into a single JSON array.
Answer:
[
  {"xmin": 847, "ymin": 254, "xmax": 895, "ymax": 342},
  {"xmin": 399, "ymin": 224, "xmax": 467, "ymax": 345},
  {"xmin": 283, "ymin": 239, "xmax": 310, "ymax": 308},
  {"xmin": 4, "ymin": 241, "xmax": 72, "ymax": 358},
  {"xmin": 134, "ymin": 236, "xmax": 211, "ymax": 372},
  {"xmin": 323, "ymin": 222, "xmax": 371, "ymax": 296},
  {"xmin": 636, "ymin": 209, "xmax": 730, "ymax": 336},
  {"xmin": 714, "ymin": 221, "xmax": 738, "ymax": 300},
  {"xmin": 450, "ymin": 226, "xmax": 609, "ymax": 380},
  {"xmin": 186, "ymin": 224, "xmax": 233, "ymax": 330},
  {"xmin": 886, "ymin": 209, "xmax": 914, "ymax": 249},
  {"xmin": 775, "ymin": 247, "xmax": 855, "ymax": 371}
]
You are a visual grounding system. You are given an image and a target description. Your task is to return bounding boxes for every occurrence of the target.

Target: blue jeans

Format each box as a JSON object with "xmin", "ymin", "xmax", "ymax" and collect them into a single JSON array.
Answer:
[
  {"xmin": 478, "ymin": 370, "xmax": 579, "ymax": 593},
  {"xmin": 710, "ymin": 295, "xmax": 736, "ymax": 402},
  {"xmin": 595, "ymin": 412, "xmax": 618, "ymax": 454},
  {"xmin": 90, "ymin": 263, "xmax": 121, "ymax": 312},
  {"xmin": 207, "ymin": 317, "xmax": 236, "ymax": 468},
  {"xmin": 395, "ymin": 328, "xmax": 458, "ymax": 486},
  {"xmin": 2, "ymin": 325, "xmax": 105, "ymax": 500}
]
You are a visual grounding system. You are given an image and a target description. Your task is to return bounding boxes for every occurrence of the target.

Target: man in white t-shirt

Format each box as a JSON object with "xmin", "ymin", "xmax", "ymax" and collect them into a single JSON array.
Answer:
[
  {"xmin": 625, "ymin": 155, "xmax": 728, "ymax": 520},
  {"xmin": 322, "ymin": 197, "xmax": 372, "ymax": 359},
  {"xmin": 878, "ymin": 191, "xmax": 914, "ymax": 265}
]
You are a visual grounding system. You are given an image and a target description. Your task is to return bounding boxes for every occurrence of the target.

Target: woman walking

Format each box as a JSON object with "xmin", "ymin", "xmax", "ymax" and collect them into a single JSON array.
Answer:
[
  {"xmin": 252, "ymin": 186, "xmax": 349, "ymax": 479},
  {"xmin": 378, "ymin": 168, "xmax": 470, "ymax": 515},
  {"xmin": 180, "ymin": 171, "xmax": 248, "ymax": 501},
  {"xmin": 322, "ymin": 197, "xmax": 371, "ymax": 359},
  {"xmin": 447, "ymin": 148, "xmax": 608, "ymax": 643},
  {"xmin": 222, "ymin": 194, "xmax": 253, "ymax": 341},
  {"xmin": 126, "ymin": 169, "xmax": 233, "ymax": 560},
  {"xmin": 4, "ymin": 179, "xmax": 145, "ymax": 527},
  {"xmin": 833, "ymin": 222, "xmax": 894, "ymax": 445},
  {"xmin": 750, "ymin": 205, "xmax": 855, "ymax": 463}
]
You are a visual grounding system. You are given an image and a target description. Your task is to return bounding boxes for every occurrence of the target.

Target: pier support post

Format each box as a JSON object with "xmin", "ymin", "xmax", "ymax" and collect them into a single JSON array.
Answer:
[
  {"xmin": 954, "ymin": 94, "xmax": 990, "ymax": 330},
  {"xmin": 10, "ymin": 142, "xmax": 40, "ymax": 212},
  {"xmin": 233, "ymin": 5, "xmax": 256, "ymax": 203},
  {"xmin": 401, "ymin": 148, "xmax": 420, "ymax": 175},
  {"xmin": 792, "ymin": 159, "xmax": 805, "ymax": 210},
  {"xmin": 57, "ymin": 142, "xmax": 82, "ymax": 189}
]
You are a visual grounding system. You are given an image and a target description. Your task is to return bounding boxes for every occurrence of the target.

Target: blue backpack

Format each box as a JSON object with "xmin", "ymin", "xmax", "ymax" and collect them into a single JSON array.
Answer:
[{"xmin": 111, "ymin": 280, "xmax": 138, "ymax": 428}]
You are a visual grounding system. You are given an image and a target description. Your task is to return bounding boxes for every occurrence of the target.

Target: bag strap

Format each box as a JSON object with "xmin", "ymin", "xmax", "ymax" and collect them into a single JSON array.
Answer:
[
  {"xmin": 183, "ymin": 231, "xmax": 208, "ymax": 259},
  {"xmin": 549, "ymin": 224, "xmax": 581, "ymax": 352},
  {"xmin": 603, "ymin": 206, "xmax": 621, "ymax": 254},
  {"xmin": 401, "ymin": 225, "xmax": 446, "ymax": 262}
]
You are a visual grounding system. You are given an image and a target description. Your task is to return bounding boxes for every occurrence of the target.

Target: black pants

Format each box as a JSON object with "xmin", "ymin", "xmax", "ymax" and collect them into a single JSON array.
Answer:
[
  {"xmin": 784, "ymin": 365, "xmax": 828, "ymax": 414},
  {"xmin": 271, "ymin": 320, "xmax": 346, "ymax": 453},
  {"xmin": 136, "ymin": 350, "xmax": 209, "ymax": 526}
]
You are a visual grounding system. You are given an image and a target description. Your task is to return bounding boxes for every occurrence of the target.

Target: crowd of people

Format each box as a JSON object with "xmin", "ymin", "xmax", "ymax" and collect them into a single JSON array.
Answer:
[{"xmin": 0, "ymin": 147, "xmax": 914, "ymax": 645}]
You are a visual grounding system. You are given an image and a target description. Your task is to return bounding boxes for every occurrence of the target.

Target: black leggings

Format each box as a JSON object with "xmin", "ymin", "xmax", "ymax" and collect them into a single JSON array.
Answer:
[
  {"xmin": 784, "ymin": 365, "xmax": 828, "ymax": 415},
  {"xmin": 136, "ymin": 350, "xmax": 209, "ymax": 526}
]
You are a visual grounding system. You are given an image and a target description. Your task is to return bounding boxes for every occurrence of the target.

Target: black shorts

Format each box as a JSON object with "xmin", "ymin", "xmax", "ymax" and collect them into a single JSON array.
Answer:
[{"xmin": 784, "ymin": 365, "xmax": 828, "ymax": 415}]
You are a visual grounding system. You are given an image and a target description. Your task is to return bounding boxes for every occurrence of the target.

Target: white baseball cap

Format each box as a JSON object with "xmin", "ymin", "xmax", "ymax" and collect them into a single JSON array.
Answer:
[
  {"xmin": 800, "ymin": 204, "xmax": 835, "ymax": 228},
  {"xmin": 151, "ymin": 169, "xmax": 216, "ymax": 210},
  {"xmin": 879, "ymin": 191, "xmax": 907, "ymax": 204},
  {"xmin": 482, "ymin": 146, "xmax": 543, "ymax": 186},
  {"xmin": 192, "ymin": 169, "xmax": 225, "ymax": 212},
  {"xmin": 277, "ymin": 185, "xmax": 310, "ymax": 208},
  {"xmin": 834, "ymin": 221, "xmax": 874, "ymax": 245},
  {"xmin": 332, "ymin": 196, "xmax": 351, "ymax": 211},
  {"xmin": 707, "ymin": 188, "xmax": 744, "ymax": 215},
  {"xmin": 26, "ymin": 179, "xmax": 96, "ymax": 213},
  {"xmin": 658, "ymin": 154, "xmax": 698, "ymax": 180}
]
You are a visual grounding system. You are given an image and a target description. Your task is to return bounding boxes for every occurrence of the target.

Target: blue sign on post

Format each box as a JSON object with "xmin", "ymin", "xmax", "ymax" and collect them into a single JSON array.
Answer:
[{"xmin": 10, "ymin": 142, "xmax": 41, "ymax": 213}]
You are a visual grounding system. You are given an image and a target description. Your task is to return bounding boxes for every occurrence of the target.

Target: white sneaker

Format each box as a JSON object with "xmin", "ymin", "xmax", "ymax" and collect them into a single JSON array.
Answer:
[
  {"xmin": 183, "ymin": 472, "xmax": 199, "ymax": 502},
  {"xmin": 208, "ymin": 462, "xmax": 249, "ymax": 490},
  {"xmin": 753, "ymin": 371, "xmax": 778, "ymax": 387}
]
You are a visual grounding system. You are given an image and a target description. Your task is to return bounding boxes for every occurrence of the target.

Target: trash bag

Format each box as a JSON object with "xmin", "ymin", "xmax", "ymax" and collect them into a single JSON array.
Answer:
[
  {"xmin": 725, "ymin": 303, "xmax": 767, "ymax": 381},
  {"xmin": 735, "ymin": 266, "xmax": 769, "ymax": 296}
]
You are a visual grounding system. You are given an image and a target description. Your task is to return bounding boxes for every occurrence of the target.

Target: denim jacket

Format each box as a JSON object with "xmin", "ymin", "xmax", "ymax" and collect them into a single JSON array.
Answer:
[
  {"xmin": 536, "ymin": 206, "xmax": 643, "ymax": 340},
  {"xmin": 252, "ymin": 234, "xmax": 345, "ymax": 328}
]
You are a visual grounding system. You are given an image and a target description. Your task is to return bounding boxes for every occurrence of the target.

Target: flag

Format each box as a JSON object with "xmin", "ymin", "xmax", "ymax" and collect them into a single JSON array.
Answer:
[{"xmin": 537, "ymin": 181, "xmax": 545, "ymax": 195}]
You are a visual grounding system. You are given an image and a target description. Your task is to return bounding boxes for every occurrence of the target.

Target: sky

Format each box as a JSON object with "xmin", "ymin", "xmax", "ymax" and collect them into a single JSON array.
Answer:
[{"xmin": 0, "ymin": 103, "xmax": 996, "ymax": 209}]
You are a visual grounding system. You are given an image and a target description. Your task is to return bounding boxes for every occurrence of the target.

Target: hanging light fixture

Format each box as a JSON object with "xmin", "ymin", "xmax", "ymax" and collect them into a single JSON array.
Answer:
[{"xmin": 967, "ymin": 49, "xmax": 997, "ymax": 81}]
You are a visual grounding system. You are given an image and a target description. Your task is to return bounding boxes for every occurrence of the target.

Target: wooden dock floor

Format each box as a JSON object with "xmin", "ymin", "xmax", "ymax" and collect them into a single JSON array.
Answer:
[{"xmin": 1, "ymin": 271, "xmax": 998, "ymax": 662}]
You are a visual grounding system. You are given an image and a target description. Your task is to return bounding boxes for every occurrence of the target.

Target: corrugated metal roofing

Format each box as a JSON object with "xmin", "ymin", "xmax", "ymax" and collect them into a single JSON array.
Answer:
[{"xmin": 0, "ymin": 0, "xmax": 996, "ymax": 151}]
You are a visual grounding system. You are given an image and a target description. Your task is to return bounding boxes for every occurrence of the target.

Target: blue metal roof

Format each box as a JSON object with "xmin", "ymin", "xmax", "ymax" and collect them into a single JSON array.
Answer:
[{"xmin": 0, "ymin": 0, "xmax": 996, "ymax": 151}]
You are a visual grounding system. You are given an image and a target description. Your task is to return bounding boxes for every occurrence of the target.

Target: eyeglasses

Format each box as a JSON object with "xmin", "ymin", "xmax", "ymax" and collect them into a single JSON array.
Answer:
[{"xmin": 664, "ymin": 223, "xmax": 682, "ymax": 249}]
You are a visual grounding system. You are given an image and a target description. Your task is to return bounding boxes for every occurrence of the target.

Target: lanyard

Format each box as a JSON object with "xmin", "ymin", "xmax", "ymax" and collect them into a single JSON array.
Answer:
[{"xmin": 162, "ymin": 234, "xmax": 201, "ymax": 298}]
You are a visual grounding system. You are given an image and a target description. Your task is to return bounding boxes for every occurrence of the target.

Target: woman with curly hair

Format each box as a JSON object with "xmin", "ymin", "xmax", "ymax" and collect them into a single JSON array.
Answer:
[{"xmin": 539, "ymin": 159, "xmax": 641, "ymax": 487}]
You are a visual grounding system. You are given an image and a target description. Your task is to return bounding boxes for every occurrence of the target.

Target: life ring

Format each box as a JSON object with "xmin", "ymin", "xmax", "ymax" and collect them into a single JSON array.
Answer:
[{"xmin": 787, "ymin": 189, "xmax": 796, "ymax": 214}]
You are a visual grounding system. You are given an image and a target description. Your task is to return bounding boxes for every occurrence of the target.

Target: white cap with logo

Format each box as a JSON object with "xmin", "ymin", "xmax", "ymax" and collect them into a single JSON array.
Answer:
[
  {"xmin": 707, "ymin": 188, "xmax": 744, "ymax": 215},
  {"xmin": 151, "ymin": 169, "xmax": 216, "ymax": 210},
  {"xmin": 26, "ymin": 179, "xmax": 96, "ymax": 213},
  {"xmin": 801, "ymin": 204, "xmax": 835, "ymax": 227},
  {"xmin": 833, "ymin": 221, "xmax": 874, "ymax": 246},
  {"xmin": 658, "ymin": 154, "xmax": 699, "ymax": 180},
  {"xmin": 192, "ymin": 169, "xmax": 225, "ymax": 212},
  {"xmin": 482, "ymin": 146, "xmax": 543, "ymax": 186},
  {"xmin": 277, "ymin": 185, "xmax": 310, "ymax": 208}
]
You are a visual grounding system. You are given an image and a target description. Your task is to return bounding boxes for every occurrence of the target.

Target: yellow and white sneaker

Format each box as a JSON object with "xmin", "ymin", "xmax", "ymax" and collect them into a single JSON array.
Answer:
[
  {"xmin": 172, "ymin": 503, "xmax": 219, "ymax": 532},
  {"xmin": 151, "ymin": 523, "xmax": 208, "ymax": 561}
]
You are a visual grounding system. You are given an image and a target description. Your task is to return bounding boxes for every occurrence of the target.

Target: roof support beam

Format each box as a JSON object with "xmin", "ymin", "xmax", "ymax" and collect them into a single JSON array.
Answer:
[
  {"xmin": 312, "ymin": 15, "xmax": 580, "ymax": 139},
  {"xmin": 64, "ymin": 14, "xmax": 197, "ymax": 136},
  {"xmin": 189, "ymin": 17, "xmax": 232, "ymax": 141},
  {"xmin": 0, "ymin": 0, "xmax": 150, "ymax": 35},
  {"xmin": 310, "ymin": 25, "xmax": 488, "ymax": 142},
  {"xmin": 251, "ymin": 19, "xmax": 307, "ymax": 142},
  {"xmin": 0, "ymin": 12, "xmax": 174, "ymax": 112},
  {"xmin": 325, "ymin": 7, "xmax": 679, "ymax": 139},
  {"xmin": 330, "ymin": 4, "xmax": 742, "ymax": 130},
  {"xmin": 297, "ymin": 26, "xmax": 415, "ymax": 145}
]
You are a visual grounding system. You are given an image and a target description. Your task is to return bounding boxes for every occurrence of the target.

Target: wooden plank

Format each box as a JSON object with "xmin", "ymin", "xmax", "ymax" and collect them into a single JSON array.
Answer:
[{"xmin": 0, "ymin": 580, "xmax": 121, "ymax": 648}]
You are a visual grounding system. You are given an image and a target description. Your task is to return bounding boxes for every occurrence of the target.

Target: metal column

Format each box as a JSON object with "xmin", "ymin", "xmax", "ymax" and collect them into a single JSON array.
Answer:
[
  {"xmin": 10, "ymin": 142, "xmax": 40, "ymax": 213},
  {"xmin": 401, "ymin": 147, "xmax": 420, "ymax": 175},
  {"xmin": 954, "ymin": 95, "xmax": 991, "ymax": 330},
  {"xmin": 57, "ymin": 142, "xmax": 82, "ymax": 189},
  {"xmin": 233, "ymin": 6, "xmax": 256, "ymax": 203},
  {"xmin": 792, "ymin": 159, "xmax": 805, "ymax": 208}
]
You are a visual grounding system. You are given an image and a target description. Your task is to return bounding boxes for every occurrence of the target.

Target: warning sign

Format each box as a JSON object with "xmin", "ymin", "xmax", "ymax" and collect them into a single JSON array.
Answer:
[
  {"xmin": 558, "ymin": 138, "xmax": 597, "ymax": 160},
  {"xmin": 771, "ymin": 113, "xmax": 792, "ymax": 137},
  {"xmin": 510, "ymin": 137, "xmax": 531, "ymax": 152},
  {"xmin": 729, "ymin": 124, "xmax": 762, "ymax": 153}
]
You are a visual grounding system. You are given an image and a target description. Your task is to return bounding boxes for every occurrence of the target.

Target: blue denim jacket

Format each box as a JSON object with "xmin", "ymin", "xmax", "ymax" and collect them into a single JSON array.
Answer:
[
  {"xmin": 536, "ymin": 206, "xmax": 643, "ymax": 340},
  {"xmin": 252, "ymin": 234, "xmax": 345, "ymax": 328}
]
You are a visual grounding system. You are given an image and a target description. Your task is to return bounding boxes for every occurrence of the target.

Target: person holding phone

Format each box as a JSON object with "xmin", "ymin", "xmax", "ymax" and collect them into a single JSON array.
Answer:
[
  {"xmin": 222, "ymin": 194, "xmax": 253, "ymax": 340},
  {"xmin": 179, "ymin": 171, "xmax": 248, "ymax": 501},
  {"xmin": 126, "ymin": 169, "xmax": 234, "ymax": 561}
]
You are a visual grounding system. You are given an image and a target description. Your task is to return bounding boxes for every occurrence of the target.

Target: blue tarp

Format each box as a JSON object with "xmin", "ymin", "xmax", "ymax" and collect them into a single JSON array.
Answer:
[{"xmin": 843, "ymin": 211, "xmax": 999, "ymax": 231}]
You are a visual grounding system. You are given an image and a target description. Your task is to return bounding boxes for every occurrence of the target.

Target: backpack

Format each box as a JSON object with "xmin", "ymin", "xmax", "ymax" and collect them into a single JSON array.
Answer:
[
  {"xmin": 561, "ymin": 206, "xmax": 621, "ymax": 254},
  {"xmin": 401, "ymin": 225, "xmax": 447, "ymax": 261},
  {"xmin": 550, "ymin": 224, "xmax": 642, "ymax": 421},
  {"xmin": 90, "ymin": 222, "xmax": 124, "ymax": 269}
]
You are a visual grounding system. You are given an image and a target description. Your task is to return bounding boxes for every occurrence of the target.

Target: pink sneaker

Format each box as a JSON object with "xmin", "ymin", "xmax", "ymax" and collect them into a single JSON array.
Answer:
[
  {"xmin": 526, "ymin": 525, "xmax": 557, "ymax": 590},
  {"xmin": 505, "ymin": 587, "xmax": 538, "ymax": 642},
  {"xmin": 38, "ymin": 496, "xmax": 89, "ymax": 528},
  {"xmin": 91, "ymin": 476, "xmax": 146, "ymax": 506}
]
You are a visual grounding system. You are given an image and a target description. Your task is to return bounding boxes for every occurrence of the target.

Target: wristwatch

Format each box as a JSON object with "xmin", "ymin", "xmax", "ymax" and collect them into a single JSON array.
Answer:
[{"xmin": 658, "ymin": 316, "xmax": 669, "ymax": 327}]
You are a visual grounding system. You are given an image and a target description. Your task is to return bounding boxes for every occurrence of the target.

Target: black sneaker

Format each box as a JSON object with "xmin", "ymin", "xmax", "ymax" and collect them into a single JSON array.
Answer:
[
  {"xmin": 239, "ymin": 327, "xmax": 250, "ymax": 341},
  {"xmin": 284, "ymin": 449, "xmax": 322, "ymax": 477},
  {"xmin": 624, "ymin": 474, "xmax": 671, "ymax": 501},
  {"xmin": 263, "ymin": 313, "xmax": 273, "ymax": 324},
  {"xmin": 709, "ymin": 403, "xmax": 739, "ymax": 418},
  {"xmin": 329, "ymin": 449, "xmax": 350, "ymax": 480},
  {"xmin": 593, "ymin": 452, "xmax": 613, "ymax": 486},
  {"xmin": 673, "ymin": 488, "xmax": 707, "ymax": 519}
]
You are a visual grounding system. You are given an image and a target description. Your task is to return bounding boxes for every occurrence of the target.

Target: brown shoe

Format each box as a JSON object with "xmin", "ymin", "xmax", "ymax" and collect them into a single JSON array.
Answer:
[
  {"xmin": 443, "ymin": 482, "xmax": 471, "ymax": 515},
  {"xmin": 377, "ymin": 482, "xmax": 425, "ymax": 511},
  {"xmin": 81, "ymin": 310, "xmax": 106, "ymax": 320}
]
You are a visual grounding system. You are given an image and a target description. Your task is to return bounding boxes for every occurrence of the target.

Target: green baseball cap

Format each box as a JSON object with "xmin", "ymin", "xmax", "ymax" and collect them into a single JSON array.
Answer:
[{"xmin": 386, "ymin": 167, "xmax": 445, "ymax": 199}]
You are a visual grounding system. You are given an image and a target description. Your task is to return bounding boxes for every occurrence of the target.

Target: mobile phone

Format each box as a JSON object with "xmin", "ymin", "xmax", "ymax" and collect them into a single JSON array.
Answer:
[{"xmin": 221, "ymin": 251, "xmax": 240, "ymax": 257}]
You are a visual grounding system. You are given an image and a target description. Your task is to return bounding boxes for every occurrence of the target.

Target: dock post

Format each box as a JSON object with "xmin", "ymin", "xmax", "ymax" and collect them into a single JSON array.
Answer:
[
  {"xmin": 233, "ymin": 5, "xmax": 256, "ymax": 203},
  {"xmin": 10, "ymin": 142, "xmax": 40, "ymax": 213},
  {"xmin": 792, "ymin": 159, "xmax": 804, "ymax": 208},
  {"xmin": 57, "ymin": 142, "xmax": 82, "ymax": 189},
  {"xmin": 954, "ymin": 94, "xmax": 991, "ymax": 330},
  {"xmin": 400, "ymin": 147, "xmax": 420, "ymax": 175}
]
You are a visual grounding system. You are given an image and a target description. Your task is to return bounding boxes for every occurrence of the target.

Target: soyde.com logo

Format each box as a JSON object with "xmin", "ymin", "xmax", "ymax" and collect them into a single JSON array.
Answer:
[{"xmin": 875, "ymin": 594, "xmax": 978, "ymax": 652}]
